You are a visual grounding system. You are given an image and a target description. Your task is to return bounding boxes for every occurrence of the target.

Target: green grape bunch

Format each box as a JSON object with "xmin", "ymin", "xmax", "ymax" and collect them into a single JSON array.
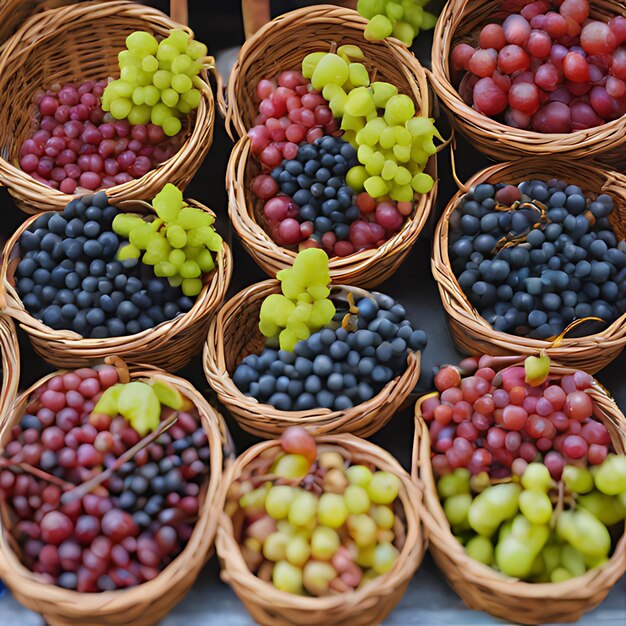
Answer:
[
  {"xmin": 357, "ymin": 0, "xmax": 438, "ymax": 46},
  {"xmin": 102, "ymin": 29, "xmax": 208, "ymax": 136},
  {"xmin": 259, "ymin": 248, "xmax": 336, "ymax": 351},
  {"xmin": 113, "ymin": 183, "xmax": 222, "ymax": 297}
]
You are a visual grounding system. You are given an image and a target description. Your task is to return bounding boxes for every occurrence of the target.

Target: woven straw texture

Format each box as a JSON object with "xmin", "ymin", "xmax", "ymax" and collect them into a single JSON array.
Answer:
[
  {"xmin": 432, "ymin": 157, "xmax": 626, "ymax": 374},
  {"xmin": 204, "ymin": 279, "xmax": 421, "ymax": 438},
  {"xmin": 0, "ymin": 315, "xmax": 19, "ymax": 422},
  {"xmin": 216, "ymin": 433, "xmax": 425, "ymax": 626},
  {"xmin": 430, "ymin": 0, "xmax": 626, "ymax": 163},
  {"xmin": 0, "ymin": 198, "xmax": 232, "ymax": 370},
  {"xmin": 0, "ymin": 358, "xmax": 234, "ymax": 626},
  {"xmin": 0, "ymin": 0, "xmax": 215, "ymax": 213},
  {"xmin": 412, "ymin": 363, "xmax": 626, "ymax": 625}
]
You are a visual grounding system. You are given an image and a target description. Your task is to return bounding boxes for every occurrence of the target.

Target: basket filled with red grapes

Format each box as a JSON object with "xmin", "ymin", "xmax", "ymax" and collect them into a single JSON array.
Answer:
[
  {"xmin": 225, "ymin": 7, "xmax": 439, "ymax": 286},
  {"xmin": 216, "ymin": 426, "xmax": 424, "ymax": 626},
  {"xmin": 413, "ymin": 353, "xmax": 626, "ymax": 624},
  {"xmin": 431, "ymin": 0, "xmax": 626, "ymax": 161},
  {"xmin": 0, "ymin": 359, "xmax": 232, "ymax": 626},
  {"xmin": 0, "ymin": 2, "xmax": 214, "ymax": 213},
  {"xmin": 434, "ymin": 157, "xmax": 626, "ymax": 373}
]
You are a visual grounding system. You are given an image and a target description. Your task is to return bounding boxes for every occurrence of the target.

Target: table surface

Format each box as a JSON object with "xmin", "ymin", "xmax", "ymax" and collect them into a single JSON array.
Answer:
[{"xmin": 0, "ymin": 2, "xmax": 625, "ymax": 625}]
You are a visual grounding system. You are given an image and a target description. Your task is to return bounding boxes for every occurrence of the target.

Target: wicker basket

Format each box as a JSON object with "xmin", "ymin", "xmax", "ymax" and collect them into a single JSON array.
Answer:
[
  {"xmin": 0, "ymin": 197, "xmax": 232, "ymax": 370},
  {"xmin": 430, "ymin": 0, "xmax": 626, "ymax": 163},
  {"xmin": 412, "ymin": 363, "xmax": 626, "ymax": 625},
  {"xmin": 0, "ymin": 357, "xmax": 234, "ymax": 626},
  {"xmin": 203, "ymin": 279, "xmax": 421, "ymax": 438},
  {"xmin": 0, "ymin": 315, "xmax": 19, "ymax": 424},
  {"xmin": 432, "ymin": 157, "xmax": 626, "ymax": 374},
  {"xmin": 0, "ymin": 0, "xmax": 215, "ymax": 214},
  {"xmin": 216, "ymin": 433, "xmax": 424, "ymax": 626}
]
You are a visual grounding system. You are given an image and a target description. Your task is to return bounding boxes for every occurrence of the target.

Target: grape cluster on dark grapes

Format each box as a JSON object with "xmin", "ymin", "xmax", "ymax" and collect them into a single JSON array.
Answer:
[
  {"xmin": 449, "ymin": 179, "xmax": 626, "ymax": 339},
  {"xmin": 234, "ymin": 293, "xmax": 426, "ymax": 411},
  {"xmin": 15, "ymin": 191, "xmax": 194, "ymax": 339}
]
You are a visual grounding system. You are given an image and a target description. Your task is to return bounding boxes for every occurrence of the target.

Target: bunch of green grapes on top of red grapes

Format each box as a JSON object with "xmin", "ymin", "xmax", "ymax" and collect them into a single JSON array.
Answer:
[
  {"xmin": 18, "ymin": 29, "xmax": 208, "ymax": 194},
  {"xmin": 450, "ymin": 0, "xmax": 626, "ymax": 132},
  {"xmin": 247, "ymin": 45, "xmax": 440, "ymax": 258},
  {"xmin": 421, "ymin": 353, "xmax": 626, "ymax": 583}
]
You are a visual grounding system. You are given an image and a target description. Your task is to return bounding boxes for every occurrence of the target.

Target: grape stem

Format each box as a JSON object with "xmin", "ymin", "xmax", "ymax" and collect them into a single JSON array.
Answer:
[
  {"xmin": 60, "ymin": 412, "xmax": 178, "ymax": 505},
  {"xmin": 0, "ymin": 458, "xmax": 73, "ymax": 490},
  {"xmin": 551, "ymin": 480, "xmax": 565, "ymax": 528}
]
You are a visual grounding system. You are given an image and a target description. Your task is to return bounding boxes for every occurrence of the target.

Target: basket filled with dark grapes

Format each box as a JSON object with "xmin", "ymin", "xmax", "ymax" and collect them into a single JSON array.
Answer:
[
  {"xmin": 433, "ymin": 157, "xmax": 626, "ymax": 373},
  {"xmin": 224, "ymin": 5, "xmax": 438, "ymax": 286},
  {"xmin": 412, "ymin": 353, "xmax": 626, "ymax": 624},
  {"xmin": 0, "ymin": 186, "xmax": 232, "ymax": 370},
  {"xmin": 0, "ymin": 315, "xmax": 20, "ymax": 425},
  {"xmin": 0, "ymin": 357, "xmax": 233, "ymax": 626},
  {"xmin": 0, "ymin": 0, "xmax": 215, "ymax": 213},
  {"xmin": 430, "ymin": 0, "xmax": 626, "ymax": 163},
  {"xmin": 216, "ymin": 426, "xmax": 424, "ymax": 626},
  {"xmin": 204, "ymin": 248, "xmax": 426, "ymax": 438}
]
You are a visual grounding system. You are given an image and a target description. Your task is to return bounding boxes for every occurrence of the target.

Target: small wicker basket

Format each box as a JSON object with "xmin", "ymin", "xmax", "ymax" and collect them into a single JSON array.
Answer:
[
  {"xmin": 432, "ymin": 157, "xmax": 626, "ymax": 374},
  {"xmin": 0, "ymin": 357, "xmax": 234, "ymax": 626},
  {"xmin": 0, "ymin": 198, "xmax": 232, "ymax": 371},
  {"xmin": 0, "ymin": 315, "xmax": 20, "ymax": 424},
  {"xmin": 430, "ymin": 0, "xmax": 626, "ymax": 163},
  {"xmin": 0, "ymin": 0, "xmax": 215, "ymax": 214},
  {"xmin": 412, "ymin": 363, "xmax": 626, "ymax": 625},
  {"xmin": 203, "ymin": 279, "xmax": 421, "ymax": 438},
  {"xmin": 216, "ymin": 433, "xmax": 425, "ymax": 626}
]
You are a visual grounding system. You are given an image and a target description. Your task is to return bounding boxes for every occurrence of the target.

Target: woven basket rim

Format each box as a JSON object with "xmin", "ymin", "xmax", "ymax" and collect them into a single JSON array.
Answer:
[
  {"xmin": 0, "ymin": 359, "xmax": 233, "ymax": 615},
  {"xmin": 432, "ymin": 157, "xmax": 626, "ymax": 359},
  {"xmin": 0, "ymin": 315, "xmax": 20, "ymax": 422},
  {"xmin": 0, "ymin": 0, "xmax": 215, "ymax": 213},
  {"xmin": 411, "ymin": 362, "xmax": 626, "ymax": 607},
  {"xmin": 216, "ymin": 433, "xmax": 425, "ymax": 613}
]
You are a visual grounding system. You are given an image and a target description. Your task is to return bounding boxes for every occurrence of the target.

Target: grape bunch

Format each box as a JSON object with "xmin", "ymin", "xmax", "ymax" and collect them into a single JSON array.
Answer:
[
  {"xmin": 103, "ymin": 30, "xmax": 207, "ymax": 136},
  {"xmin": 113, "ymin": 184, "xmax": 222, "ymax": 297},
  {"xmin": 451, "ymin": 0, "xmax": 626, "ymax": 132},
  {"xmin": 235, "ymin": 290, "xmax": 426, "ymax": 411},
  {"xmin": 0, "ymin": 365, "xmax": 211, "ymax": 592},
  {"xmin": 302, "ymin": 47, "xmax": 438, "ymax": 202},
  {"xmin": 449, "ymin": 178, "xmax": 626, "ymax": 340},
  {"xmin": 15, "ymin": 192, "xmax": 194, "ymax": 339},
  {"xmin": 258, "ymin": 249, "xmax": 336, "ymax": 351},
  {"xmin": 357, "ymin": 0, "xmax": 438, "ymax": 46},
  {"xmin": 19, "ymin": 79, "xmax": 179, "ymax": 193},
  {"xmin": 226, "ymin": 427, "xmax": 404, "ymax": 595}
]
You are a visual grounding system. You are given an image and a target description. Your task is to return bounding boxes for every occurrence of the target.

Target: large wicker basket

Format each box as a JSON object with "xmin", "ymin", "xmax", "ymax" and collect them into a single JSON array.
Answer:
[
  {"xmin": 216, "ymin": 433, "xmax": 424, "ymax": 626},
  {"xmin": 0, "ymin": 197, "xmax": 232, "ymax": 371},
  {"xmin": 203, "ymin": 279, "xmax": 421, "ymax": 438},
  {"xmin": 0, "ymin": 357, "xmax": 234, "ymax": 626},
  {"xmin": 412, "ymin": 363, "xmax": 626, "ymax": 624},
  {"xmin": 430, "ymin": 0, "xmax": 626, "ymax": 163},
  {"xmin": 432, "ymin": 157, "xmax": 626, "ymax": 374},
  {"xmin": 0, "ymin": 0, "xmax": 215, "ymax": 213},
  {"xmin": 0, "ymin": 314, "xmax": 19, "ymax": 423}
]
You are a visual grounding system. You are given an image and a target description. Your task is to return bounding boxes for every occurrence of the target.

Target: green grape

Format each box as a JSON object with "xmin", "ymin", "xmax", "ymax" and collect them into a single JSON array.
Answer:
[
  {"xmin": 128, "ymin": 222, "xmax": 155, "ymax": 249},
  {"xmin": 347, "ymin": 514, "xmax": 377, "ymax": 547},
  {"xmin": 275, "ymin": 454, "xmax": 310, "ymax": 479},
  {"xmin": 118, "ymin": 243, "xmax": 141, "ymax": 261},
  {"xmin": 117, "ymin": 381, "xmax": 161, "ymax": 435},
  {"xmin": 364, "ymin": 14, "xmax": 393, "ymax": 41},
  {"xmin": 495, "ymin": 515, "xmax": 549, "ymax": 578},
  {"xmin": 154, "ymin": 261, "xmax": 176, "ymax": 277},
  {"xmin": 141, "ymin": 55, "xmax": 159, "ymax": 73},
  {"xmin": 394, "ymin": 125, "xmax": 412, "ymax": 145},
  {"xmin": 317, "ymin": 493, "xmax": 349, "ymax": 529},
  {"xmin": 465, "ymin": 535, "xmax": 494, "ymax": 565},
  {"xmin": 142, "ymin": 85, "xmax": 160, "ymax": 106},
  {"xmin": 151, "ymin": 102, "xmax": 173, "ymax": 126},
  {"xmin": 372, "ymin": 542, "xmax": 399, "ymax": 574},
  {"xmin": 344, "ymin": 87, "xmax": 376, "ymax": 117},
  {"xmin": 311, "ymin": 53, "xmax": 349, "ymax": 90},
  {"xmin": 468, "ymin": 483, "xmax": 521, "ymax": 537},
  {"xmin": 359, "ymin": 118, "xmax": 386, "ymax": 146},
  {"xmin": 344, "ymin": 485, "xmax": 370, "ymax": 515},
  {"xmin": 186, "ymin": 40, "xmax": 208, "ymax": 60},
  {"xmin": 346, "ymin": 165, "xmax": 369, "ymax": 191},
  {"xmin": 110, "ymin": 98, "xmax": 133, "ymax": 119},
  {"xmin": 263, "ymin": 532, "xmax": 290, "ymax": 561},
  {"xmin": 107, "ymin": 79, "xmax": 134, "ymax": 100},
  {"xmin": 371, "ymin": 505, "xmax": 395, "ymax": 530},
  {"xmin": 153, "ymin": 183, "xmax": 183, "ymax": 219},
  {"xmin": 341, "ymin": 113, "xmax": 365, "ymax": 133},
  {"xmin": 394, "ymin": 166, "xmax": 412, "ymax": 186},
  {"xmin": 421, "ymin": 11, "xmax": 437, "ymax": 29},
  {"xmin": 168, "ymin": 248, "xmax": 186, "ymax": 267},
  {"xmin": 179, "ymin": 260, "xmax": 200, "ymax": 278},
  {"xmin": 288, "ymin": 491, "xmax": 318, "ymax": 527},
  {"xmin": 166, "ymin": 224, "xmax": 187, "ymax": 248},
  {"xmin": 272, "ymin": 561, "xmax": 303, "ymax": 594},
  {"xmin": 112, "ymin": 213, "xmax": 144, "ymax": 237},
  {"xmin": 364, "ymin": 152, "xmax": 385, "ymax": 176},
  {"xmin": 119, "ymin": 49, "xmax": 140, "ymax": 67},
  {"xmin": 179, "ymin": 88, "xmax": 201, "ymax": 109},
  {"xmin": 378, "ymin": 126, "xmax": 396, "ymax": 150},
  {"xmin": 557, "ymin": 509, "xmax": 611, "ymax": 558},
  {"xmin": 592, "ymin": 454, "xmax": 626, "ymax": 495},
  {"xmin": 364, "ymin": 175, "xmax": 390, "ymax": 198},
  {"xmin": 171, "ymin": 53, "xmax": 192, "ymax": 74},
  {"xmin": 470, "ymin": 471, "xmax": 491, "ymax": 493},
  {"xmin": 302, "ymin": 51, "xmax": 326, "ymax": 79},
  {"xmin": 411, "ymin": 172, "xmax": 434, "ymax": 194},
  {"xmin": 519, "ymin": 490, "xmax": 553, "ymax": 525},
  {"xmin": 152, "ymin": 69, "xmax": 172, "ymax": 90},
  {"xmin": 356, "ymin": 544, "xmax": 375, "ymax": 568},
  {"xmin": 196, "ymin": 249, "xmax": 216, "ymax": 273},
  {"xmin": 168, "ymin": 29, "xmax": 190, "ymax": 52},
  {"xmin": 163, "ymin": 116, "xmax": 182, "ymax": 136},
  {"xmin": 126, "ymin": 31, "xmax": 158, "ymax": 54},
  {"xmin": 390, "ymin": 182, "xmax": 414, "ymax": 203},
  {"xmin": 128, "ymin": 104, "xmax": 151, "ymax": 125},
  {"xmin": 171, "ymin": 73, "xmax": 193, "ymax": 94},
  {"xmin": 392, "ymin": 143, "xmax": 411, "ymax": 162},
  {"xmin": 122, "ymin": 66, "xmax": 140, "ymax": 84},
  {"xmin": 437, "ymin": 469, "xmax": 471, "ymax": 498},
  {"xmin": 368, "ymin": 471, "xmax": 401, "ymax": 504},
  {"xmin": 524, "ymin": 353, "xmax": 550, "ymax": 387},
  {"xmin": 181, "ymin": 277, "xmax": 202, "ymax": 296},
  {"xmin": 551, "ymin": 567, "xmax": 573, "ymax": 583},
  {"xmin": 357, "ymin": 0, "xmax": 383, "ymax": 20},
  {"xmin": 302, "ymin": 561, "xmax": 336, "ymax": 596},
  {"xmin": 541, "ymin": 543, "xmax": 561, "ymax": 576},
  {"xmin": 393, "ymin": 21, "xmax": 415, "ymax": 46},
  {"xmin": 310, "ymin": 526, "xmax": 340, "ymax": 560},
  {"xmin": 386, "ymin": 0, "xmax": 404, "ymax": 21},
  {"xmin": 143, "ymin": 235, "xmax": 170, "ymax": 263},
  {"xmin": 265, "ymin": 485, "xmax": 295, "ymax": 520},
  {"xmin": 444, "ymin": 494, "xmax": 472, "ymax": 527},
  {"xmin": 348, "ymin": 62, "xmax": 370, "ymax": 87},
  {"xmin": 404, "ymin": 4, "xmax": 424, "ymax": 29},
  {"xmin": 157, "ymin": 42, "xmax": 179, "ymax": 63},
  {"xmin": 521, "ymin": 462, "xmax": 552, "ymax": 492},
  {"xmin": 578, "ymin": 491, "xmax": 626, "ymax": 526},
  {"xmin": 562, "ymin": 465, "xmax": 594, "ymax": 494},
  {"xmin": 286, "ymin": 535, "xmax": 310, "ymax": 567},
  {"xmin": 561, "ymin": 544, "xmax": 586, "ymax": 577},
  {"xmin": 381, "ymin": 160, "xmax": 398, "ymax": 181},
  {"xmin": 371, "ymin": 81, "xmax": 398, "ymax": 108},
  {"xmin": 169, "ymin": 275, "xmax": 183, "ymax": 287},
  {"xmin": 346, "ymin": 465, "xmax": 373, "ymax": 487},
  {"xmin": 161, "ymin": 88, "xmax": 180, "ymax": 107}
]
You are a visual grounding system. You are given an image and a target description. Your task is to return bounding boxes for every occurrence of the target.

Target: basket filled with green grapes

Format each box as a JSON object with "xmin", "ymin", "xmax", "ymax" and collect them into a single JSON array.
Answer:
[
  {"xmin": 225, "ymin": 4, "xmax": 438, "ymax": 286},
  {"xmin": 413, "ymin": 353, "xmax": 626, "ymax": 624},
  {"xmin": 204, "ymin": 248, "xmax": 426, "ymax": 437},
  {"xmin": 0, "ymin": 1, "xmax": 215, "ymax": 212},
  {"xmin": 216, "ymin": 426, "xmax": 424, "ymax": 626}
]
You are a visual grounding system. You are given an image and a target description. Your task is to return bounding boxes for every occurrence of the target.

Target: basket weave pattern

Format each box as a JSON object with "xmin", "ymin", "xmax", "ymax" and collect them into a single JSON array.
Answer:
[
  {"xmin": 203, "ymin": 279, "xmax": 421, "ymax": 438},
  {"xmin": 0, "ymin": 361, "xmax": 233, "ymax": 626},
  {"xmin": 0, "ymin": 0, "xmax": 215, "ymax": 213},
  {"xmin": 412, "ymin": 364, "xmax": 626, "ymax": 624},
  {"xmin": 0, "ymin": 199, "xmax": 233, "ymax": 371},
  {"xmin": 0, "ymin": 315, "xmax": 20, "ymax": 425},
  {"xmin": 430, "ymin": 0, "xmax": 626, "ymax": 163},
  {"xmin": 216, "ymin": 433, "xmax": 425, "ymax": 626},
  {"xmin": 432, "ymin": 158, "xmax": 626, "ymax": 374}
]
